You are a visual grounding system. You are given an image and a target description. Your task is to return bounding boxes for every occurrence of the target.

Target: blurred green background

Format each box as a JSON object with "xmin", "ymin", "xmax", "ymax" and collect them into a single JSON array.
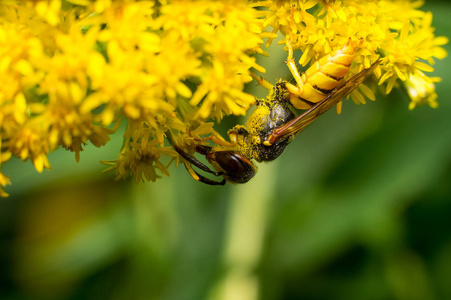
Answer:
[{"xmin": 1, "ymin": 2, "xmax": 451, "ymax": 300}]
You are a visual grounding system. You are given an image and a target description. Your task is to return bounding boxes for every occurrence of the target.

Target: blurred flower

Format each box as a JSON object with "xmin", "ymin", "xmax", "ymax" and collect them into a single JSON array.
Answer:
[
  {"xmin": 404, "ymin": 71, "xmax": 439, "ymax": 110},
  {"xmin": 0, "ymin": 0, "xmax": 447, "ymax": 196}
]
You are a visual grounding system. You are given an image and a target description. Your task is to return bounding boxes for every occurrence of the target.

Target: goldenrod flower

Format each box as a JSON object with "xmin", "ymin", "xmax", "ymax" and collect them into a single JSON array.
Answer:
[
  {"xmin": 404, "ymin": 71, "xmax": 439, "ymax": 110},
  {"xmin": 0, "ymin": 0, "xmax": 447, "ymax": 196},
  {"xmin": 102, "ymin": 137, "xmax": 178, "ymax": 184}
]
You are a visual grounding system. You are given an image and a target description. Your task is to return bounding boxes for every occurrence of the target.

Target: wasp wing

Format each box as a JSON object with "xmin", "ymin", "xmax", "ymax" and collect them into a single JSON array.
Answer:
[{"xmin": 264, "ymin": 60, "xmax": 380, "ymax": 145}]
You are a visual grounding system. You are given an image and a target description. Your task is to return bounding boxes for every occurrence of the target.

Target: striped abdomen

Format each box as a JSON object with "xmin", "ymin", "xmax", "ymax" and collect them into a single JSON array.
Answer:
[{"xmin": 289, "ymin": 39, "xmax": 360, "ymax": 109}]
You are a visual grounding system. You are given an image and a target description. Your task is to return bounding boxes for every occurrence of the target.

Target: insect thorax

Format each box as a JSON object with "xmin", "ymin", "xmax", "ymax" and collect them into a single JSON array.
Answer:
[{"xmin": 229, "ymin": 82, "xmax": 296, "ymax": 162}]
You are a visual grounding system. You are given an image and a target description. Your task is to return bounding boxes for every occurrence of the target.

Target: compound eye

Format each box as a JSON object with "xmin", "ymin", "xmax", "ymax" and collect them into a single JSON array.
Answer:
[
  {"xmin": 212, "ymin": 152, "xmax": 256, "ymax": 183},
  {"xmin": 215, "ymin": 152, "xmax": 248, "ymax": 176}
]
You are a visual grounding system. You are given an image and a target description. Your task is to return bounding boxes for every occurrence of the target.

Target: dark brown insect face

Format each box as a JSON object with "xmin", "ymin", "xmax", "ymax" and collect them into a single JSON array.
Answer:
[{"xmin": 206, "ymin": 151, "xmax": 257, "ymax": 184}]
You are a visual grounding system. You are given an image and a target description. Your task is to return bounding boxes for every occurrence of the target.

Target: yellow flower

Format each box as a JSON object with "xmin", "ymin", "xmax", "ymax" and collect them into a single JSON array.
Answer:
[
  {"xmin": 258, "ymin": 0, "xmax": 447, "ymax": 109},
  {"xmin": 404, "ymin": 71, "xmax": 439, "ymax": 110},
  {"xmin": 0, "ymin": 172, "xmax": 10, "ymax": 197},
  {"xmin": 378, "ymin": 10, "xmax": 448, "ymax": 97},
  {"xmin": 0, "ymin": 137, "xmax": 11, "ymax": 197},
  {"xmin": 102, "ymin": 137, "xmax": 178, "ymax": 184},
  {"xmin": 6, "ymin": 121, "xmax": 51, "ymax": 173},
  {"xmin": 32, "ymin": 0, "xmax": 62, "ymax": 26},
  {"xmin": 0, "ymin": 0, "xmax": 447, "ymax": 196}
]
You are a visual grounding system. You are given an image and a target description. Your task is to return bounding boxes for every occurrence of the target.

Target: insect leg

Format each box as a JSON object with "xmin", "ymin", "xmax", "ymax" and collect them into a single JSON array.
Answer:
[
  {"xmin": 250, "ymin": 71, "xmax": 273, "ymax": 90},
  {"xmin": 284, "ymin": 7, "xmax": 304, "ymax": 98},
  {"xmin": 285, "ymin": 37, "xmax": 304, "ymax": 96},
  {"xmin": 173, "ymin": 145, "xmax": 223, "ymax": 176},
  {"xmin": 194, "ymin": 172, "xmax": 226, "ymax": 185},
  {"xmin": 194, "ymin": 134, "xmax": 236, "ymax": 147},
  {"xmin": 183, "ymin": 162, "xmax": 226, "ymax": 185},
  {"xmin": 167, "ymin": 131, "xmax": 227, "ymax": 184}
]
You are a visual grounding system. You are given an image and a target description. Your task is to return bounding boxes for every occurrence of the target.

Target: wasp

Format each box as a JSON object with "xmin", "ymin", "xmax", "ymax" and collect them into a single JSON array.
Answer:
[{"xmin": 171, "ymin": 33, "xmax": 380, "ymax": 185}]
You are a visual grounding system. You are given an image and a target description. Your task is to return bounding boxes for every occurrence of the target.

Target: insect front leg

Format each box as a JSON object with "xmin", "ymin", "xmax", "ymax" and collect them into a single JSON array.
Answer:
[
  {"xmin": 184, "ymin": 161, "xmax": 226, "ymax": 185},
  {"xmin": 285, "ymin": 36, "xmax": 304, "ymax": 96},
  {"xmin": 284, "ymin": 6, "xmax": 304, "ymax": 99},
  {"xmin": 194, "ymin": 134, "xmax": 236, "ymax": 148},
  {"xmin": 250, "ymin": 71, "xmax": 274, "ymax": 90},
  {"xmin": 173, "ymin": 144, "xmax": 226, "ymax": 185}
]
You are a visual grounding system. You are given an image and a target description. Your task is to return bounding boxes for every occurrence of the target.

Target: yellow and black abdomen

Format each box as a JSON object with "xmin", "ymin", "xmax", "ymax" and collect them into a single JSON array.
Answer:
[{"xmin": 289, "ymin": 40, "xmax": 358, "ymax": 109}]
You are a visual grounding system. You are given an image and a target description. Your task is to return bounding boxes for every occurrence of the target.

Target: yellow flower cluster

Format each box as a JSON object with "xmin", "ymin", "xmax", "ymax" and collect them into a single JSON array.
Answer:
[
  {"xmin": 0, "ymin": 0, "xmax": 447, "ymax": 196},
  {"xmin": 260, "ymin": 0, "xmax": 447, "ymax": 108},
  {"xmin": 0, "ymin": 0, "xmax": 264, "ymax": 195}
]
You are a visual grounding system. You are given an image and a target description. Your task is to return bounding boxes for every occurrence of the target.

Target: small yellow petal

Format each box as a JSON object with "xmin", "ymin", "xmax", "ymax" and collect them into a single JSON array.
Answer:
[
  {"xmin": 175, "ymin": 82, "xmax": 192, "ymax": 98},
  {"xmin": 124, "ymin": 104, "xmax": 141, "ymax": 119},
  {"xmin": 14, "ymin": 59, "xmax": 34, "ymax": 75},
  {"xmin": 393, "ymin": 65, "xmax": 406, "ymax": 81},
  {"xmin": 359, "ymin": 84, "xmax": 376, "ymax": 101},
  {"xmin": 33, "ymin": 155, "xmax": 44, "ymax": 173},
  {"xmin": 414, "ymin": 61, "xmax": 434, "ymax": 72}
]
